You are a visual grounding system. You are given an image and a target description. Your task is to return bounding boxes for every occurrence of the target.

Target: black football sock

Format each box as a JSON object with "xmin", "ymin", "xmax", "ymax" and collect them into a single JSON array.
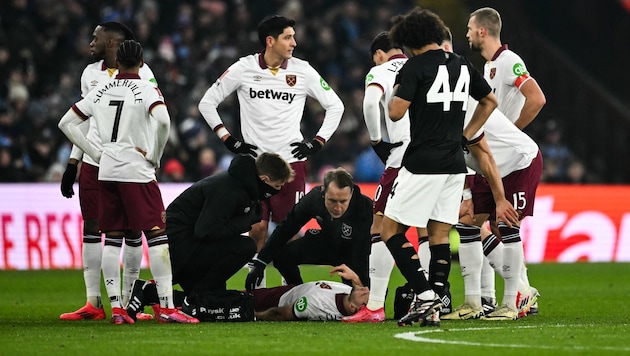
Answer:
[
  {"xmin": 385, "ymin": 233, "xmax": 431, "ymax": 293},
  {"xmin": 429, "ymin": 243, "xmax": 451, "ymax": 297}
]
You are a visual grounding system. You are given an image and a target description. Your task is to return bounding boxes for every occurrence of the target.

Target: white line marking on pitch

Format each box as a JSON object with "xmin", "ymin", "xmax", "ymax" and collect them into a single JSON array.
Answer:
[{"xmin": 394, "ymin": 325, "xmax": 630, "ymax": 351}]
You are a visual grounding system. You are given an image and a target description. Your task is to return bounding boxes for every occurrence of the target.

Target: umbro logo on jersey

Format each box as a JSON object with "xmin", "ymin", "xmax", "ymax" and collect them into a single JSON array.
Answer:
[{"xmin": 249, "ymin": 88, "xmax": 295, "ymax": 103}]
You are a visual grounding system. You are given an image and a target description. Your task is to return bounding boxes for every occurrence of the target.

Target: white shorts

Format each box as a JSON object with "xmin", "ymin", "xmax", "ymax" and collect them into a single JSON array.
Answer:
[{"xmin": 384, "ymin": 167, "xmax": 465, "ymax": 228}]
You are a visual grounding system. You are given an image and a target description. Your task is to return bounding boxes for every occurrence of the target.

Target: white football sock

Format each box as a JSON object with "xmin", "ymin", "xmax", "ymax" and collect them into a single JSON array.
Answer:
[
  {"xmin": 521, "ymin": 262, "xmax": 531, "ymax": 287},
  {"xmin": 481, "ymin": 256, "xmax": 497, "ymax": 302},
  {"xmin": 148, "ymin": 242, "xmax": 174, "ymax": 309},
  {"xmin": 417, "ymin": 237, "xmax": 430, "ymax": 280},
  {"xmin": 501, "ymin": 241, "xmax": 524, "ymax": 310},
  {"xmin": 83, "ymin": 237, "xmax": 103, "ymax": 305},
  {"xmin": 102, "ymin": 244, "xmax": 122, "ymax": 309},
  {"xmin": 482, "ymin": 235, "xmax": 504, "ymax": 302},
  {"xmin": 122, "ymin": 242, "xmax": 143, "ymax": 306},
  {"xmin": 458, "ymin": 240, "xmax": 483, "ymax": 309},
  {"xmin": 367, "ymin": 241, "xmax": 394, "ymax": 310}
]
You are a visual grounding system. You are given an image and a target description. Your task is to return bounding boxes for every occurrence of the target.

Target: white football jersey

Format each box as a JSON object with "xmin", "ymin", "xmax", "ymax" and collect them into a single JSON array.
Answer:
[
  {"xmin": 199, "ymin": 53, "xmax": 344, "ymax": 163},
  {"xmin": 279, "ymin": 281, "xmax": 352, "ymax": 321},
  {"xmin": 483, "ymin": 46, "xmax": 532, "ymax": 123},
  {"xmin": 465, "ymin": 100, "xmax": 539, "ymax": 177},
  {"xmin": 73, "ymin": 73, "xmax": 165, "ymax": 183},
  {"xmin": 364, "ymin": 54, "xmax": 410, "ymax": 168},
  {"xmin": 76, "ymin": 60, "xmax": 157, "ymax": 166}
]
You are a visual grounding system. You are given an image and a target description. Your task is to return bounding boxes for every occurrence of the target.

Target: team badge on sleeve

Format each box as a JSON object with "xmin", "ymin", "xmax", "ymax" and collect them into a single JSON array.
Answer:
[
  {"xmin": 286, "ymin": 74, "xmax": 297, "ymax": 87},
  {"xmin": 365, "ymin": 74, "xmax": 374, "ymax": 85},
  {"xmin": 295, "ymin": 296, "xmax": 308, "ymax": 312},
  {"xmin": 320, "ymin": 77, "xmax": 331, "ymax": 91},
  {"xmin": 513, "ymin": 63, "xmax": 528, "ymax": 76}
]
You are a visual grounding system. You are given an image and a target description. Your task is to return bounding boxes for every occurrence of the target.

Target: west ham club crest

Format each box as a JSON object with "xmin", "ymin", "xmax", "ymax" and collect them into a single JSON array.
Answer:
[{"xmin": 286, "ymin": 74, "xmax": 297, "ymax": 87}]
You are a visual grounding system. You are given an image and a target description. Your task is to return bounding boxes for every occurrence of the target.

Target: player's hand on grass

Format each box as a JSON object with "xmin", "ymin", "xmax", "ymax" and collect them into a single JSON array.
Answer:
[{"xmin": 245, "ymin": 259, "xmax": 266, "ymax": 293}]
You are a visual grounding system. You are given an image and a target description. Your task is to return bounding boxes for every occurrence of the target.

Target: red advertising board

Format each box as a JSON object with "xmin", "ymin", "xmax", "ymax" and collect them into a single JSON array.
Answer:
[{"xmin": 0, "ymin": 183, "xmax": 628, "ymax": 270}]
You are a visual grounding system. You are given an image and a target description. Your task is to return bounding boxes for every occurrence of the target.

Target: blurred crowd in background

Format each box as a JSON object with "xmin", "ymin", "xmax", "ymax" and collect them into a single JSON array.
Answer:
[{"xmin": 0, "ymin": 0, "xmax": 588, "ymax": 184}]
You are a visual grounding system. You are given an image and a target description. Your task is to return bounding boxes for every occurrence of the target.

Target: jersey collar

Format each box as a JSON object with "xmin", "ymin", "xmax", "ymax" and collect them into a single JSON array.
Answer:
[
  {"xmin": 258, "ymin": 50, "xmax": 288, "ymax": 70},
  {"xmin": 115, "ymin": 73, "xmax": 141, "ymax": 80},
  {"xmin": 491, "ymin": 44, "xmax": 509, "ymax": 61},
  {"xmin": 388, "ymin": 54, "xmax": 408, "ymax": 61}
]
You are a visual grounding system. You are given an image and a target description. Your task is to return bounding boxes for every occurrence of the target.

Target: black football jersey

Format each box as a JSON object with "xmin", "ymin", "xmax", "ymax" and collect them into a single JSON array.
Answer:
[{"xmin": 394, "ymin": 49, "xmax": 491, "ymax": 174}]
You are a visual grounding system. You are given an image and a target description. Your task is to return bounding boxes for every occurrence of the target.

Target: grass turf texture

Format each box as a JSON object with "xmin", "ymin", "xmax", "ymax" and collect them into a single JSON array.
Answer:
[{"xmin": 1, "ymin": 263, "xmax": 629, "ymax": 355}]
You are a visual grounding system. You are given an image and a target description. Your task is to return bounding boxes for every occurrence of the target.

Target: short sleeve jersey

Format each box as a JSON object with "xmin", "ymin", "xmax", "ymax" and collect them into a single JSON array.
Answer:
[
  {"xmin": 364, "ymin": 54, "xmax": 410, "ymax": 168},
  {"xmin": 394, "ymin": 49, "xmax": 491, "ymax": 174},
  {"xmin": 79, "ymin": 60, "xmax": 157, "ymax": 166},
  {"xmin": 278, "ymin": 281, "xmax": 352, "ymax": 321},
  {"xmin": 483, "ymin": 45, "xmax": 531, "ymax": 123},
  {"xmin": 465, "ymin": 100, "xmax": 539, "ymax": 177},
  {"xmin": 200, "ymin": 53, "xmax": 343, "ymax": 163},
  {"xmin": 72, "ymin": 73, "xmax": 165, "ymax": 183}
]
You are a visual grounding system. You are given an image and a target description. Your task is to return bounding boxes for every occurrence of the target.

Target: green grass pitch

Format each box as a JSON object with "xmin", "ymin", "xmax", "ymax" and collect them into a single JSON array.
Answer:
[{"xmin": 1, "ymin": 262, "xmax": 629, "ymax": 355}]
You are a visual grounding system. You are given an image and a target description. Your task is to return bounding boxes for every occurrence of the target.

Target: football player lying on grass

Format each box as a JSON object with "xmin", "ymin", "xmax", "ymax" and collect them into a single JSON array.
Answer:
[
  {"xmin": 127, "ymin": 264, "xmax": 369, "ymax": 322},
  {"xmin": 252, "ymin": 264, "xmax": 370, "ymax": 321}
]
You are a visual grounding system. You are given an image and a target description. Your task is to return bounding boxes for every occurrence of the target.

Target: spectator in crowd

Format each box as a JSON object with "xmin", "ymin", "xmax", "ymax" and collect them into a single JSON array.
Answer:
[
  {"xmin": 539, "ymin": 120, "xmax": 572, "ymax": 182},
  {"xmin": 161, "ymin": 158, "xmax": 187, "ymax": 183}
]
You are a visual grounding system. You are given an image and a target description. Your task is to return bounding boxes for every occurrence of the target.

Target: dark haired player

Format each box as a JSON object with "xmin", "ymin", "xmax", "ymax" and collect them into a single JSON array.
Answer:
[
  {"xmin": 381, "ymin": 8, "xmax": 500, "ymax": 326},
  {"xmin": 59, "ymin": 22, "xmax": 158, "ymax": 321},
  {"xmin": 198, "ymin": 15, "xmax": 344, "ymax": 288},
  {"xmin": 59, "ymin": 40, "xmax": 198, "ymax": 324}
]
